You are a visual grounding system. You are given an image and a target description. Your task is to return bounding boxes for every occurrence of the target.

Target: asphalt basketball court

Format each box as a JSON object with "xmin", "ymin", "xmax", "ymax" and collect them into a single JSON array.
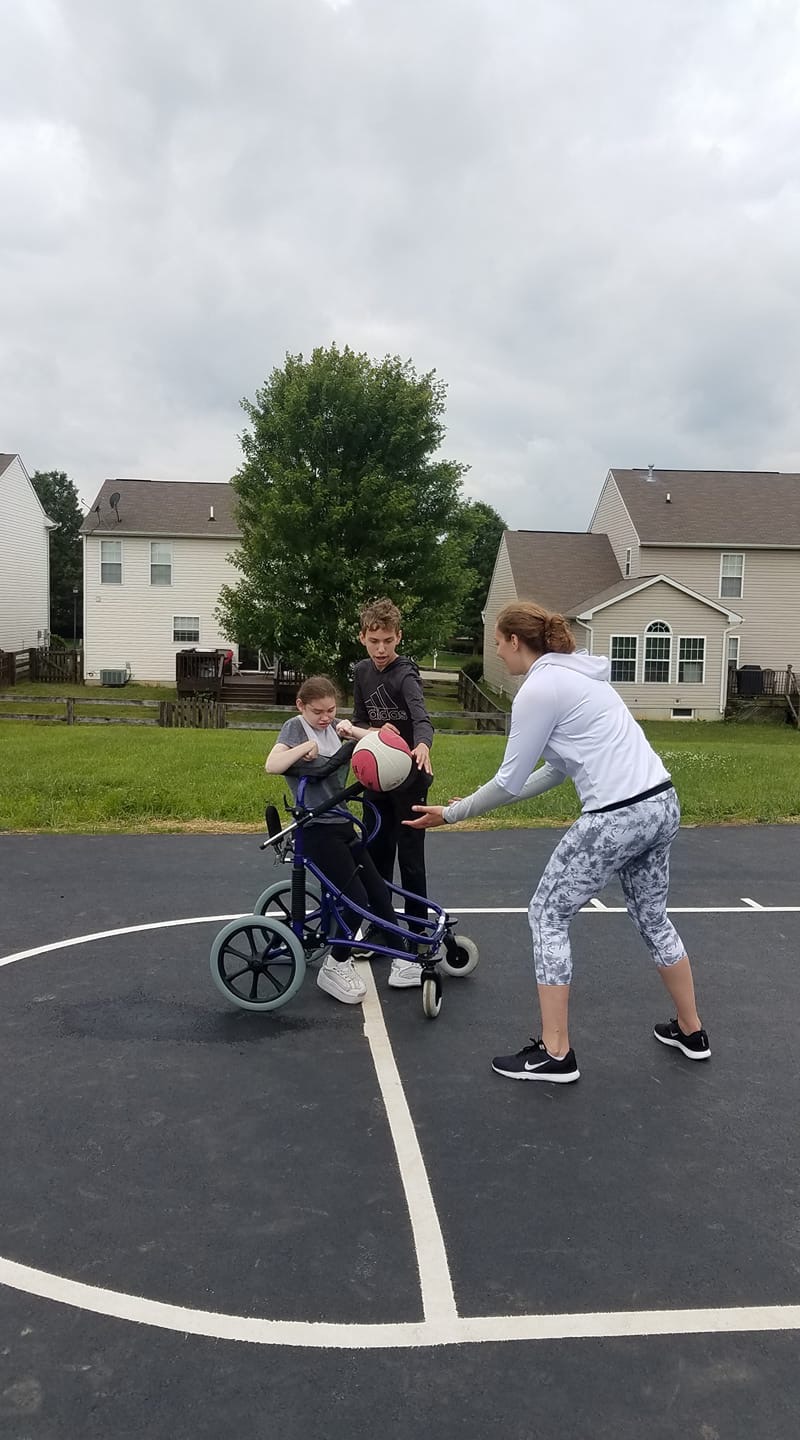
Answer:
[{"xmin": 1, "ymin": 825, "xmax": 799, "ymax": 1438}]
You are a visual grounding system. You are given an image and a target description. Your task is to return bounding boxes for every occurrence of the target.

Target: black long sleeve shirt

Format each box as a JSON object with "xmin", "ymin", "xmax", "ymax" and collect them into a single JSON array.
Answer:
[{"xmin": 351, "ymin": 656, "xmax": 433, "ymax": 752}]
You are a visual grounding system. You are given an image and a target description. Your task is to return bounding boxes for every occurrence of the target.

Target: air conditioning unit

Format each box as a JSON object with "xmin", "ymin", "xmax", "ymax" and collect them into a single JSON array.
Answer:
[{"xmin": 100, "ymin": 669, "xmax": 129, "ymax": 686}]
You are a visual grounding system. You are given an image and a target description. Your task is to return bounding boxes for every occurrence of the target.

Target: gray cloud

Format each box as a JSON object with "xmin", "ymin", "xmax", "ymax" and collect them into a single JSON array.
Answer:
[{"xmin": 2, "ymin": 0, "xmax": 800, "ymax": 525}]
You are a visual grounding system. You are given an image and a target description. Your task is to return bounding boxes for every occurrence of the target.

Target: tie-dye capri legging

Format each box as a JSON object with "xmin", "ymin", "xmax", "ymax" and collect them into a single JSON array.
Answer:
[{"xmin": 529, "ymin": 788, "xmax": 686, "ymax": 986}]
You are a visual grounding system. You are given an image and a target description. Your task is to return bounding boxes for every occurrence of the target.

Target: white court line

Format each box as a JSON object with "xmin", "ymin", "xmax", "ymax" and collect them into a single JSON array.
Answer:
[
  {"xmin": 3, "ymin": 904, "xmax": 799, "ymax": 974},
  {"xmin": 2, "ymin": 1255, "xmax": 800, "ymax": 1348},
  {"xmin": 356, "ymin": 962, "xmax": 456, "ymax": 1322},
  {"xmin": 450, "ymin": 905, "xmax": 800, "ymax": 914},
  {"xmin": 2, "ymin": 912, "xmax": 800, "ymax": 1349},
  {"xmin": 0, "ymin": 916, "xmax": 247, "ymax": 969},
  {"xmin": 741, "ymin": 897, "xmax": 764, "ymax": 909}
]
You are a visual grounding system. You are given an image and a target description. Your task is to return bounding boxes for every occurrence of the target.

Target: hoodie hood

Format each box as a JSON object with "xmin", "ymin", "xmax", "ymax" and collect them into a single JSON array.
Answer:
[{"xmin": 532, "ymin": 650, "xmax": 610, "ymax": 682}]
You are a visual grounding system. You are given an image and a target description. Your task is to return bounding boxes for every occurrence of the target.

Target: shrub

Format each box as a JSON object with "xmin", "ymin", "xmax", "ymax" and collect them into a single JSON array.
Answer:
[{"xmin": 460, "ymin": 657, "xmax": 484, "ymax": 682}]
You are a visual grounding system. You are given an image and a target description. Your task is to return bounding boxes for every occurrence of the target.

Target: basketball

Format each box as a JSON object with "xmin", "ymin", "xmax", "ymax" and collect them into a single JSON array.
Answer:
[{"xmin": 351, "ymin": 726, "xmax": 413, "ymax": 791}]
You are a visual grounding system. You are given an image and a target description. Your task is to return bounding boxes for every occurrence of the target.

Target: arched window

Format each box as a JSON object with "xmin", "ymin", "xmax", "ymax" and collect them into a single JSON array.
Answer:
[{"xmin": 644, "ymin": 621, "xmax": 671, "ymax": 684}]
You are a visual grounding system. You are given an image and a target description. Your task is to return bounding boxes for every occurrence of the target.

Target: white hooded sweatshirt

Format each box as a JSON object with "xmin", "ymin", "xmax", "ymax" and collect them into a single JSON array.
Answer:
[{"xmin": 444, "ymin": 651, "xmax": 670, "ymax": 823}]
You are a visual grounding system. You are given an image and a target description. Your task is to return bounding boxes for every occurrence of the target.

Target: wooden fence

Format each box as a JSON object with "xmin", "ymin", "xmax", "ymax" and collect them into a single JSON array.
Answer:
[
  {"xmin": 0, "ymin": 647, "xmax": 82, "ymax": 685},
  {"xmin": 0, "ymin": 650, "xmax": 30, "ymax": 686},
  {"xmin": 456, "ymin": 671, "xmax": 508, "ymax": 733},
  {"xmin": 160, "ymin": 699, "xmax": 227, "ymax": 729}
]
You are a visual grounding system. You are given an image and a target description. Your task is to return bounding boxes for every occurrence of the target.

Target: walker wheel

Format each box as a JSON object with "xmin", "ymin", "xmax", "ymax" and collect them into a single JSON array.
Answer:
[
  {"xmin": 210, "ymin": 915, "xmax": 306, "ymax": 1012},
  {"xmin": 252, "ymin": 876, "xmax": 329, "ymax": 962},
  {"xmin": 439, "ymin": 934, "xmax": 479, "ymax": 978},
  {"xmin": 422, "ymin": 971, "xmax": 442, "ymax": 1019}
]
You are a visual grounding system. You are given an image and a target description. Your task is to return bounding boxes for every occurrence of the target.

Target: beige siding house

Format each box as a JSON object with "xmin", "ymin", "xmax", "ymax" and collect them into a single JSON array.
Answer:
[
  {"xmin": 483, "ymin": 531, "xmax": 622, "ymax": 692},
  {"xmin": 0, "ymin": 453, "xmax": 55, "ymax": 651},
  {"xmin": 80, "ymin": 480, "xmax": 242, "ymax": 684},
  {"xmin": 590, "ymin": 469, "xmax": 800, "ymax": 685},
  {"xmin": 481, "ymin": 464, "xmax": 800, "ymax": 718},
  {"xmin": 573, "ymin": 575, "xmax": 741, "ymax": 721}
]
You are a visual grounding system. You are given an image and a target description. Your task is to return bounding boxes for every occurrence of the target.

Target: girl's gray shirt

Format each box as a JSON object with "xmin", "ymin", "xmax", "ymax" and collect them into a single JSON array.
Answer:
[{"xmin": 275, "ymin": 717, "xmax": 351, "ymax": 824}]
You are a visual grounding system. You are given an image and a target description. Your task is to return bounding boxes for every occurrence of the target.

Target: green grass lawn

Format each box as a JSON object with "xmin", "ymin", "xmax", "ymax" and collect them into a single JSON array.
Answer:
[{"xmin": 0, "ymin": 721, "xmax": 798, "ymax": 832}]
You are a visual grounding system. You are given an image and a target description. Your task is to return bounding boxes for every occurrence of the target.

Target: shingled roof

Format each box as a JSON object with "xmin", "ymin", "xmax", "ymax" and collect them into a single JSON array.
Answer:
[
  {"xmin": 610, "ymin": 468, "xmax": 800, "ymax": 546},
  {"xmin": 0, "ymin": 453, "xmax": 17, "ymax": 477},
  {"xmin": 503, "ymin": 531, "xmax": 623, "ymax": 616},
  {"xmin": 80, "ymin": 479, "xmax": 241, "ymax": 538}
]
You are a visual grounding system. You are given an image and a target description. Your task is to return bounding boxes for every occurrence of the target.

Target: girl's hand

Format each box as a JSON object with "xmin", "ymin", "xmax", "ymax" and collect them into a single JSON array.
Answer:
[
  {"xmin": 336, "ymin": 720, "xmax": 355, "ymax": 739},
  {"xmin": 305, "ymin": 740, "xmax": 319, "ymax": 759},
  {"xmin": 403, "ymin": 804, "xmax": 446, "ymax": 830}
]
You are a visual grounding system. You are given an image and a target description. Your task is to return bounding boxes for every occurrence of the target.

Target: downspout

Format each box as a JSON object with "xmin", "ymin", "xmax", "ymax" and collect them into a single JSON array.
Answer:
[{"xmin": 719, "ymin": 621, "xmax": 741, "ymax": 715}]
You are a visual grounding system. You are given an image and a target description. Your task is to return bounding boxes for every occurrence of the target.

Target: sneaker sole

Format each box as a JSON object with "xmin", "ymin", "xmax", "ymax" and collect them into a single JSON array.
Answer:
[
  {"xmin": 653, "ymin": 1031, "xmax": 711, "ymax": 1060},
  {"xmin": 387, "ymin": 975, "xmax": 422, "ymax": 989},
  {"xmin": 317, "ymin": 975, "xmax": 365, "ymax": 1005},
  {"xmin": 491, "ymin": 1063, "xmax": 580, "ymax": 1083}
]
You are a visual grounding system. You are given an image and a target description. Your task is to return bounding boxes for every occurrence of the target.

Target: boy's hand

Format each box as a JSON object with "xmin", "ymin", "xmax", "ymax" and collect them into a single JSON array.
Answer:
[
  {"xmin": 403, "ymin": 804, "xmax": 445, "ymax": 830},
  {"xmin": 411, "ymin": 742, "xmax": 432, "ymax": 775}
]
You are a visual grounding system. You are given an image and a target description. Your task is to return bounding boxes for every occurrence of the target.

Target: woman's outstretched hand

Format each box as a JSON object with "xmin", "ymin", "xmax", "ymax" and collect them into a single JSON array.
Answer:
[{"xmin": 403, "ymin": 804, "xmax": 446, "ymax": 830}]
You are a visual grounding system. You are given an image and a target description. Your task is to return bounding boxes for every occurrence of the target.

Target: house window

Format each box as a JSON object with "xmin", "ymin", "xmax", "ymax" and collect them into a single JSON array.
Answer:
[
  {"xmin": 624, "ymin": 547, "xmax": 631, "ymax": 578},
  {"xmin": 671, "ymin": 708, "xmax": 694, "ymax": 719},
  {"xmin": 643, "ymin": 621, "xmax": 671, "ymax": 683},
  {"xmin": 151, "ymin": 541, "xmax": 172, "ymax": 586},
  {"xmin": 720, "ymin": 553, "xmax": 744, "ymax": 598},
  {"xmin": 678, "ymin": 637, "xmax": 705, "ymax": 684},
  {"xmin": 610, "ymin": 635, "xmax": 637, "ymax": 683},
  {"xmin": 100, "ymin": 539, "xmax": 122, "ymax": 584},
  {"xmin": 173, "ymin": 616, "xmax": 200, "ymax": 643},
  {"xmin": 727, "ymin": 634, "xmax": 740, "ymax": 668}
]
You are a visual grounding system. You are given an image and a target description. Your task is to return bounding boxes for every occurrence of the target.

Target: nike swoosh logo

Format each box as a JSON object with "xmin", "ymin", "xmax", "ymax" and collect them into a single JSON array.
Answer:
[{"xmin": 523, "ymin": 1059, "xmax": 550, "ymax": 1070}]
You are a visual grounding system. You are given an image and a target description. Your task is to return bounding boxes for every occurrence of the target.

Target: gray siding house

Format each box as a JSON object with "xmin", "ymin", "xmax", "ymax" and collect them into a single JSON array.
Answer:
[{"xmin": 482, "ymin": 464, "xmax": 800, "ymax": 719}]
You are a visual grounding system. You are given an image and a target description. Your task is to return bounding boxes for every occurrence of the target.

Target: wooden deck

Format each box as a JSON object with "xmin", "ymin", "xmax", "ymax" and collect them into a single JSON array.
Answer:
[{"xmin": 219, "ymin": 673, "xmax": 277, "ymax": 705}]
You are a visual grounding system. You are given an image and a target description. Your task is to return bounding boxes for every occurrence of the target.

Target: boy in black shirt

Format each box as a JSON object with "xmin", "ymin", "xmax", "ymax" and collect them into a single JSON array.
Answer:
[{"xmin": 337, "ymin": 597, "xmax": 433, "ymax": 987}]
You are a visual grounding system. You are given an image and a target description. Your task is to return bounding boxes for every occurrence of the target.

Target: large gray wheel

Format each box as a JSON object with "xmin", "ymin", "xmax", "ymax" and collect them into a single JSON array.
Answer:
[
  {"xmin": 210, "ymin": 915, "xmax": 306, "ymax": 1012},
  {"xmin": 252, "ymin": 875, "xmax": 329, "ymax": 962}
]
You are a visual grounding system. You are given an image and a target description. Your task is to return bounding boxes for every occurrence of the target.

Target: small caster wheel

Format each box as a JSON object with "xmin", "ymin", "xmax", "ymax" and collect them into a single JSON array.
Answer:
[
  {"xmin": 439, "ymin": 934, "xmax": 479, "ymax": 977},
  {"xmin": 422, "ymin": 971, "xmax": 442, "ymax": 1019}
]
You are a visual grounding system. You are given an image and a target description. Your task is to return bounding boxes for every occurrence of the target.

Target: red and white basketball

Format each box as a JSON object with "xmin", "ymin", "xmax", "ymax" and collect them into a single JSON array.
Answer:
[{"xmin": 351, "ymin": 726, "xmax": 413, "ymax": 792}]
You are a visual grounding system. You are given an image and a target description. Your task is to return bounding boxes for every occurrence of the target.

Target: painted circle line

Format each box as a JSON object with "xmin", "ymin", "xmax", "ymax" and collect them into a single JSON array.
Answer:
[{"xmin": 2, "ymin": 914, "xmax": 800, "ymax": 1350}]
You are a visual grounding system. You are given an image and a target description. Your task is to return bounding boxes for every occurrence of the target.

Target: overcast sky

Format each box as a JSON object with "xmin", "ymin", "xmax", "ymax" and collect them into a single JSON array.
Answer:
[{"xmin": 3, "ymin": 0, "xmax": 800, "ymax": 529}]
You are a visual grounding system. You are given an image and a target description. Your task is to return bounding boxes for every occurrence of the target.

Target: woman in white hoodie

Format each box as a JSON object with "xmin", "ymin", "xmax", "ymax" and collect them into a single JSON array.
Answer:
[{"xmin": 405, "ymin": 601, "xmax": 709, "ymax": 1084}]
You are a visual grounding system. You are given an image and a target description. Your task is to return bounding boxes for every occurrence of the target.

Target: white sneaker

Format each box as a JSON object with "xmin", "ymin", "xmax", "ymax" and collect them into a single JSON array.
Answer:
[
  {"xmin": 388, "ymin": 957, "xmax": 422, "ymax": 989},
  {"xmin": 317, "ymin": 957, "xmax": 367, "ymax": 1005}
]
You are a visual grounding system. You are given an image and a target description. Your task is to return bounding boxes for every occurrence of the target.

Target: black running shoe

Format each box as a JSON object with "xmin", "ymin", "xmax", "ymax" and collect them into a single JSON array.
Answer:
[
  {"xmin": 491, "ymin": 1037, "xmax": 580, "ymax": 1083},
  {"xmin": 653, "ymin": 1018, "xmax": 711, "ymax": 1060}
]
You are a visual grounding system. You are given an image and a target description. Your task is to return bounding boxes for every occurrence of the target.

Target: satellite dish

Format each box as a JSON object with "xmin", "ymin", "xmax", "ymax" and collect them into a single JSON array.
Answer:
[{"xmin": 109, "ymin": 491, "xmax": 121, "ymax": 508}]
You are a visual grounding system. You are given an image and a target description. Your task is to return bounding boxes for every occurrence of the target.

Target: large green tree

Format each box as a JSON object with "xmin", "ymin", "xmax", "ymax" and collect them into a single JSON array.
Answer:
[
  {"xmin": 30, "ymin": 470, "xmax": 83, "ymax": 641},
  {"xmin": 217, "ymin": 345, "xmax": 470, "ymax": 681},
  {"xmin": 449, "ymin": 499, "xmax": 507, "ymax": 650}
]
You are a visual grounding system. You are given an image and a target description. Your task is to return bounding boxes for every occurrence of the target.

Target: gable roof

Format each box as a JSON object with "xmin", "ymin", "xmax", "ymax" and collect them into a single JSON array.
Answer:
[
  {"xmin": 502, "ymin": 531, "xmax": 623, "ymax": 616},
  {"xmin": 575, "ymin": 573, "xmax": 743, "ymax": 623},
  {"xmin": 610, "ymin": 468, "xmax": 800, "ymax": 546},
  {"xmin": 1, "ymin": 452, "xmax": 56, "ymax": 526},
  {"xmin": 80, "ymin": 478, "xmax": 241, "ymax": 538}
]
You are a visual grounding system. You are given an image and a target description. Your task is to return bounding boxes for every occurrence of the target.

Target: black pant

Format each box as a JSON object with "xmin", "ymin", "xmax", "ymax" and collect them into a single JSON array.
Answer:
[
  {"xmin": 303, "ymin": 821, "xmax": 398, "ymax": 958},
  {"xmin": 366, "ymin": 767, "xmax": 432, "ymax": 929}
]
